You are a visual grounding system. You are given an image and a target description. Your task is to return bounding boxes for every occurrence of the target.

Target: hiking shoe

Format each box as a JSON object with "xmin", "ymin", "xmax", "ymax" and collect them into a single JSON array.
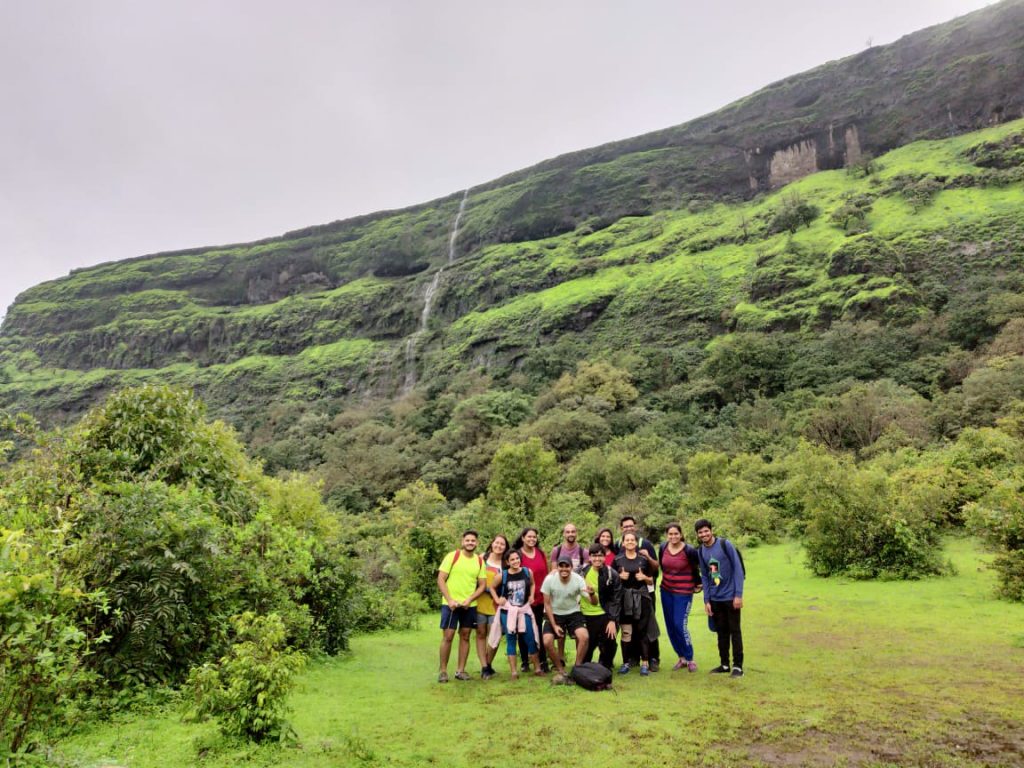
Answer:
[
  {"xmin": 687, "ymin": 661, "xmax": 698, "ymax": 673},
  {"xmin": 551, "ymin": 673, "xmax": 567, "ymax": 685},
  {"xmin": 481, "ymin": 668, "xmax": 495, "ymax": 680},
  {"xmin": 618, "ymin": 663, "xmax": 631, "ymax": 675},
  {"xmin": 649, "ymin": 659, "xmax": 660, "ymax": 673},
  {"xmin": 710, "ymin": 664, "xmax": 731, "ymax": 674},
  {"xmin": 437, "ymin": 671, "xmax": 449, "ymax": 683},
  {"xmin": 730, "ymin": 667, "xmax": 744, "ymax": 678},
  {"xmin": 454, "ymin": 671, "xmax": 472, "ymax": 681},
  {"xmin": 672, "ymin": 659, "xmax": 687, "ymax": 671},
  {"xmin": 639, "ymin": 664, "xmax": 650, "ymax": 676}
]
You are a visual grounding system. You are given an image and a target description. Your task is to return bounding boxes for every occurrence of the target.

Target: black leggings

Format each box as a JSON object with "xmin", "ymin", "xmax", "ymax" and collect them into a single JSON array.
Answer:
[{"xmin": 621, "ymin": 590, "xmax": 653, "ymax": 665}]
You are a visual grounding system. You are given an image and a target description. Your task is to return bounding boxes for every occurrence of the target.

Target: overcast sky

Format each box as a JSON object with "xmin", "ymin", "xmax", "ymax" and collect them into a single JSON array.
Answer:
[{"xmin": 0, "ymin": 0, "xmax": 995, "ymax": 319}]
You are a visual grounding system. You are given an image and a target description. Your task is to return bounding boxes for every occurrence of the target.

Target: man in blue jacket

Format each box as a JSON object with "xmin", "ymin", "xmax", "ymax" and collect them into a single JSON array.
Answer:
[{"xmin": 695, "ymin": 518, "xmax": 745, "ymax": 678}]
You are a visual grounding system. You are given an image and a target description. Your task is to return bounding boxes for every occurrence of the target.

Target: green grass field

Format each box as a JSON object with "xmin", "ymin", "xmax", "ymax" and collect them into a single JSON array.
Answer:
[{"xmin": 54, "ymin": 539, "xmax": 1024, "ymax": 768}]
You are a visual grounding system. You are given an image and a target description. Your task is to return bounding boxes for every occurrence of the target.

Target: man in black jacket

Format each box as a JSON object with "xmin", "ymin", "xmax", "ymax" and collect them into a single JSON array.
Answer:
[{"xmin": 578, "ymin": 543, "xmax": 623, "ymax": 670}]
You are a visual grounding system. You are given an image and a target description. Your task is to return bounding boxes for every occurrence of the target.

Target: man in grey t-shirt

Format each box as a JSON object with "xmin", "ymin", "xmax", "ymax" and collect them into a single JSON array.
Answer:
[{"xmin": 541, "ymin": 555, "xmax": 592, "ymax": 683}]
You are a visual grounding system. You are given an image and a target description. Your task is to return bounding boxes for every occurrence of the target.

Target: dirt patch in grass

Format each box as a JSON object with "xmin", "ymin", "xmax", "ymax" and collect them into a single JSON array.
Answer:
[
  {"xmin": 932, "ymin": 717, "xmax": 1024, "ymax": 766},
  {"xmin": 742, "ymin": 717, "xmax": 1024, "ymax": 768},
  {"xmin": 744, "ymin": 727, "xmax": 877, "ymax": 767}
]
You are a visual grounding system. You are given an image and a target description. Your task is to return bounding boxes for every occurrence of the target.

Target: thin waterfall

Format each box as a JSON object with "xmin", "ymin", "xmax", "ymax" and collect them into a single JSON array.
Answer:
[{"xmin": 401, "ymin": 189, "xmax": 469, "ymax": 394}]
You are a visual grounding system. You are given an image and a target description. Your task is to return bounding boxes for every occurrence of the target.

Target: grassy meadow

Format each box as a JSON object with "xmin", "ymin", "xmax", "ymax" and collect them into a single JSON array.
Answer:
[{"xmin": 54, "ymin": 539, "xmax": 1024, "ymax": 768}]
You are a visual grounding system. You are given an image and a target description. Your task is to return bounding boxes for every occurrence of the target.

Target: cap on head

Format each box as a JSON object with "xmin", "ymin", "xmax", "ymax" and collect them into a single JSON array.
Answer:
[{"xmin": 556, "ymin": 554, "xmax": 573, "ymax": 566}]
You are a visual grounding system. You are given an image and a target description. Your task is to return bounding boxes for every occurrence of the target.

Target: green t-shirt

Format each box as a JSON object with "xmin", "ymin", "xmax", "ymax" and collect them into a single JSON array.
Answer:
[
  {"xmin": 438, "ymin": 550, "xmax": 486, "ymax": 607},
  {"xmin": 580, "ymin": 566, "xmax": 605, "ymax": 617}
]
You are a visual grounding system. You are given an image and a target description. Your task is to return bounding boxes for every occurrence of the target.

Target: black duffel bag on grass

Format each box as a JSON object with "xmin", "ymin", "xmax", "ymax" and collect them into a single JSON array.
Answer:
[{"xmin": 570, "ymin": 662, "xmax": 613, "ymax": 691}]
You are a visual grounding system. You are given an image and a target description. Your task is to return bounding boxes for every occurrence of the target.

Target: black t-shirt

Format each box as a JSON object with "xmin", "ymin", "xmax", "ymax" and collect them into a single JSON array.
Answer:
[
  {"xmin": 498, "ymin": 569, "xmax": 531, "ymax": 607},
  {"xmin": 614, "ymin": 552, "xmax": 654, "ymax": 589}
]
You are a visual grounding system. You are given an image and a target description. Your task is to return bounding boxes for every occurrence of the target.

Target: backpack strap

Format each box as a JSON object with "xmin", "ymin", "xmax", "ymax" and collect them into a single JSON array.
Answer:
[
  {"xmin": 722, "ymin": 538, "xmax": 746, "ymax": 576},
  {"xmin": 451, "ymin": 549, "xmax": 461, "ymax": 567}
]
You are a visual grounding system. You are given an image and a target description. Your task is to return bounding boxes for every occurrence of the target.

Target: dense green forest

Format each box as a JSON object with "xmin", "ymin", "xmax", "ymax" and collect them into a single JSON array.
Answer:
[{"xmin": 4, "ymin": 2, "xmax": 1024, "ymax": 759}]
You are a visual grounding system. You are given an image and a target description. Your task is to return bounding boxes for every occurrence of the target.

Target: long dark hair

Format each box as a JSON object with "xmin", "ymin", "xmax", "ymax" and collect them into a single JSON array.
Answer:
[
  {"xmin": 594, "ymin": 527, "xmax": 614, "ymax": 546},
  {"xmin": 486, "ymin": 534, "xmax": 510, "ymax": 566},
  {"xmin": 513, "ymin": 527, "xmax": 540, "ymax": 552}
]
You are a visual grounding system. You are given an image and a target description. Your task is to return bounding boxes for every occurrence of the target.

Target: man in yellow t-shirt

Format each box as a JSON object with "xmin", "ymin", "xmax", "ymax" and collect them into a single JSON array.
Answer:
[{"xmin": 437, "ymin": 530, "xmax": 486, "ymax": 683}]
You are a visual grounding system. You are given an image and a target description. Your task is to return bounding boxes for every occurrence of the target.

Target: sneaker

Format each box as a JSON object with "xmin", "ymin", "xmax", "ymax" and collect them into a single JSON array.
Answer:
[
  {"xmin": 551, "ymin": 672, "xmax": 567, "ymax": 685},
  {"xmin": 730, "ymin": 667, "xmax": 744, "ymax": 678},
  {"xmin": 437, "ymin": 671, "xmax": 449, "ymax": 683},
  {"xmin": 649, "ymin": 659, "xmax": 660, "ymax": 673},
  {"xmin": 639, "ymin": 664, "xmax": 650, "ymax": 676},
  {"xmin": 454, "ymin": 671, "xmax": 472, "ymax": 681},
  {"xmin": 710, "ymin": 664, "xmax": 731, "ymax": 674},
  {"xmin": 481, "ymin": 667, "xmax": 495, "ymax": 680},
  {"xmin": 672, "ymin": 659, "xmax": 686, "ymax": 671},
  {"xmin": 618, "ymin": 663, "xmax": 631, "ymax": 675},
  {"xmin": 687, "ymin": 661, "xmax": 698, "ymax": 673}
]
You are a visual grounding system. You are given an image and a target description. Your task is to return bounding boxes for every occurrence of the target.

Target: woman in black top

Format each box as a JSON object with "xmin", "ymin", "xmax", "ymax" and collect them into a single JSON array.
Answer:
[
  {"xmin": 614, "ymin": 531, "xmax": 658, "ymax": 676},
  {"xmin": 490, "ymin": 550, "xmax": 542, "ymax": 679}
]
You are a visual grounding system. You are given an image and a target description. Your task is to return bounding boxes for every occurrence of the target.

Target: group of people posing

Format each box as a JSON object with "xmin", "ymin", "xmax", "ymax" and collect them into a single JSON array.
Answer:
[{"xmin": 436, "ymin": 515, "xmax": 745, "ymax": 685}]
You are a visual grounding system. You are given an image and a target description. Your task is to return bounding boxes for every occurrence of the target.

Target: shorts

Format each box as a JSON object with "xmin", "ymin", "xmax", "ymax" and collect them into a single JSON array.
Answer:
[
  {"xmin": 543, "ymin": 612, "xmax": 586, "ymax": 637},
  {"xmin": 440, "ymin": 605, "xmax": 478, "ymax": 631},
  {"xmin": 476, "ymin": 612, "xmax": 496, "ymax": 627}
]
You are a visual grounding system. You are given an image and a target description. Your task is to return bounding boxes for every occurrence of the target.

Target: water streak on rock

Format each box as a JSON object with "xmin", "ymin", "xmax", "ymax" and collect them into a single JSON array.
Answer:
[{"xmin": 401, "ymin": 189, "xmax": 469, "ymax": 394}]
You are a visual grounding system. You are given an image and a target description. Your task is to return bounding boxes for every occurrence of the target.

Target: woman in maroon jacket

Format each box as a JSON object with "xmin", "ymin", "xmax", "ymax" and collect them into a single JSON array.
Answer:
[
  {"xmin": 659, "ymin": 522, "xmax": 702, "ymax": 671},
  {"xmin": 513, "ymin": 527, "xmax": 549, "ymax": 673}
]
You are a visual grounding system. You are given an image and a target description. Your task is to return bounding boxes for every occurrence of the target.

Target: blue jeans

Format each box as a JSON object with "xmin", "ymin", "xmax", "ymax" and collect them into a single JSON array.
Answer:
[
  {"xmin": 501, "ymin": 610, "xmax": 537, "ymax": 656},
  {"xmin": 661, "ymin": 589, "xmax": 694, "ymax": 661}
]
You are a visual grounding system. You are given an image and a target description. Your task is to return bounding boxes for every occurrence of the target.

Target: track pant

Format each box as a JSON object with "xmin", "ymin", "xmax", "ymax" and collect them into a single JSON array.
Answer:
[
  {"xmin": 661, "ymin": 589, "xmax": 694, "ymax": 661},
  {"xmin": 581, "ymin": 613, "xmax": 618, "ymax": 670},
  {"xmin": 710, "ymin": 600, "xmax": 743, "ymax": 669}
]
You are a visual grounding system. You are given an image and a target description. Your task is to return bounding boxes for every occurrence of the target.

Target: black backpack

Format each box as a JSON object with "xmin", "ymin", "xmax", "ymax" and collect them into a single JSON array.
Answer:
[{"xmin": 570, "ymin": 662, "xmax": 613, "ymax": 691}]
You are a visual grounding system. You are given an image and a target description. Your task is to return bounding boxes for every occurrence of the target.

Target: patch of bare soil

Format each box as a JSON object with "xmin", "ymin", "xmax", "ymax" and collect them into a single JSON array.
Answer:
[{"xmin": 743, "ymin": 717, "xmax": 1024, "ymax": 767}]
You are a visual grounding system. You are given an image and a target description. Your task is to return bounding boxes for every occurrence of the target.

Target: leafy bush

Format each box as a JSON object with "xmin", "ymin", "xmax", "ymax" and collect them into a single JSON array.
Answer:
[
  {"xmin": 768, "ymin": 195, "xmax": 820, "ymax": 234},
  {"xmin": 69, "ymin": 481, "xmax": 233, "ymax": 685},
  {"xmin": 185, "ymin": 612, "xmax": 305, "ymax": 742},
  {"xmin": 786, "ymin": 445, "xmax": 947, "ymax": 579},
  {"xmin": 965, "ymin": 470, "xmax": 1024, "ymax": 600},
  {"xmin": 0, "ymin": 528, "xmax": 101, "ymax": 755}
]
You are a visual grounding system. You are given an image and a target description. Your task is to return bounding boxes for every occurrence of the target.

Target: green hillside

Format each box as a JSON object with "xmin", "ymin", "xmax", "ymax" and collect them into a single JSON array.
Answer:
[{"xmin": 3, "ymin": 118, "xmax": 1024, "ymax": 466}]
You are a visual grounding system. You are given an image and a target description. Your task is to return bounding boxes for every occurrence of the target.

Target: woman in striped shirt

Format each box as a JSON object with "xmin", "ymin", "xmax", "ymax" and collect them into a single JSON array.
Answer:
[{"xmin": 659, "ymin": 522, "xmax": 703, "ymax": 671}]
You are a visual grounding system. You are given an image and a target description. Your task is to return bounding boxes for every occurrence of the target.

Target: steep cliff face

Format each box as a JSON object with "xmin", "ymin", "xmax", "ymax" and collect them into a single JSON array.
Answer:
[{"xmin": 2, "ymin": 1, "xmax": 1024, "ymax": 427}]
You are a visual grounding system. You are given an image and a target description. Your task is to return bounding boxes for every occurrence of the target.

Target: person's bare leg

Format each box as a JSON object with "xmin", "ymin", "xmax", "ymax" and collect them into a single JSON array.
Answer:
[
  {"xmin": 475, "ymin": 623, "xmax": 489, "ymax": 670},
  {"xmin": 574, "ymin": 628, "xmax": 589, "ymax": 666},
  {"xmin": 507, "ymin": 654, "xmax": 519, "ymax": 679},
  {"xmin": 439, "ymin": 628, "xmax": 456, "ymax": 674},
  {"xmin": 543, "ymin": 633, "xmax": 564, "ymax": 674},
  {"xmin": 456, "ymin": 627, "xmax": 472, "ymax": 673},
  {"xmin": 530, "ymin": 652, "xmax": 543, "ymax": 674}
]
